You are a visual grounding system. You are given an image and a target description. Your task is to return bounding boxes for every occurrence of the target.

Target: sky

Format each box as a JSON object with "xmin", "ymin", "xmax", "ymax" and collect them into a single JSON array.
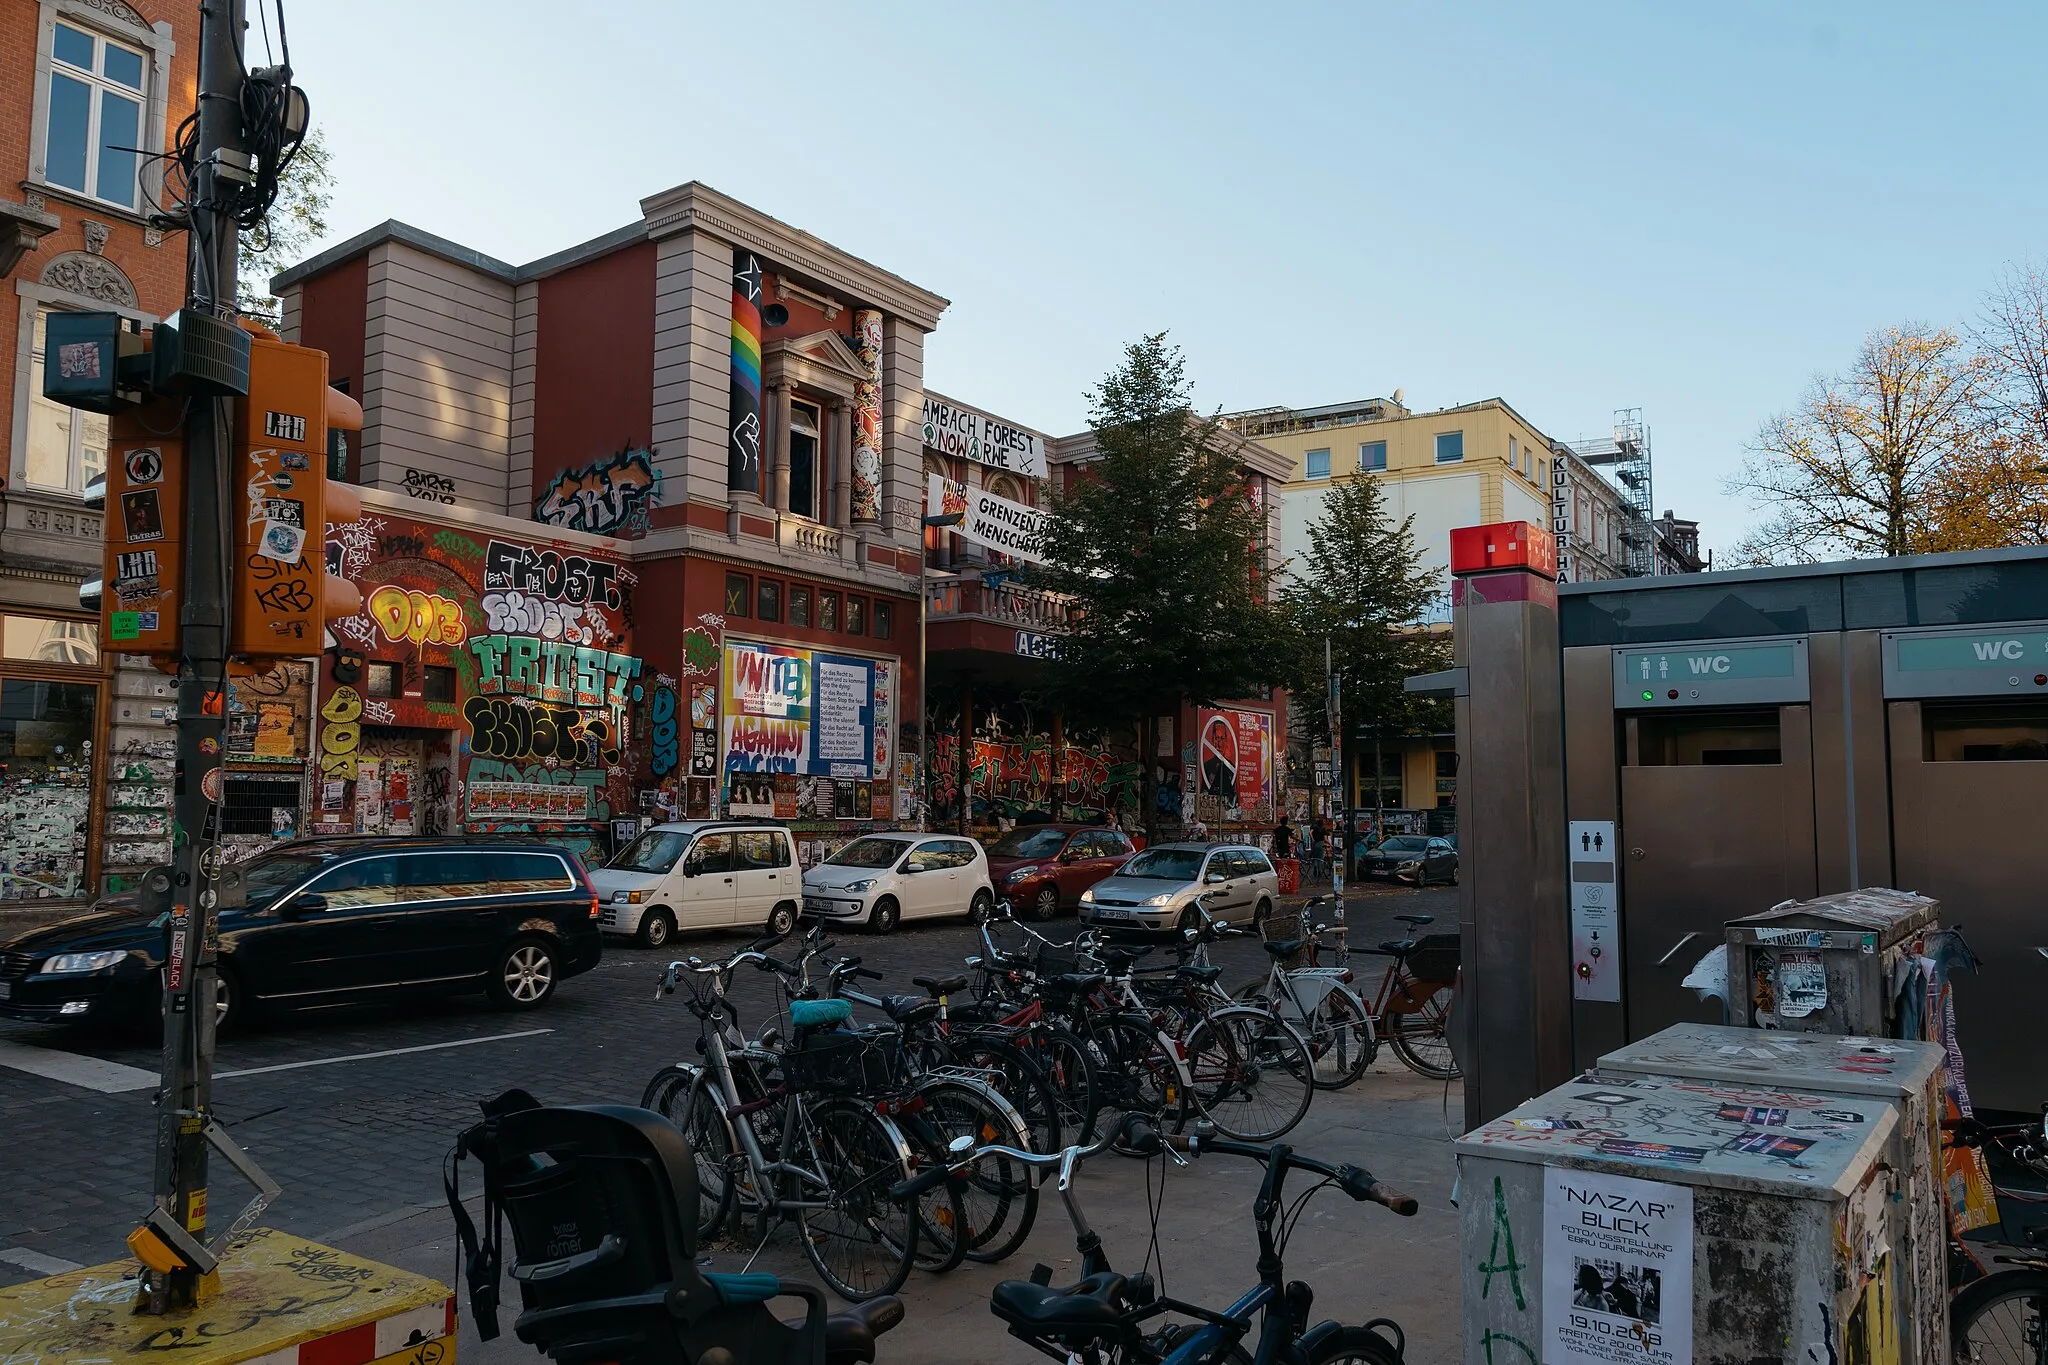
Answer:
[{"xmin": 278, "ymin": 0, "xmax": 2048, "ymax": 558}]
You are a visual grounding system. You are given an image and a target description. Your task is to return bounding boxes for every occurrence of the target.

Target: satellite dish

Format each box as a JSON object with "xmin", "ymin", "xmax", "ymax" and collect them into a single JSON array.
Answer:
[{"xmin": 1392, "ymin": 387, "xmax": 1405, "ymax": 405}]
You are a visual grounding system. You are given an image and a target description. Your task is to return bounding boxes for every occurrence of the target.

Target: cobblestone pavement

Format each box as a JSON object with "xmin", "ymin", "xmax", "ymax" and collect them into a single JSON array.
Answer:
[{"xmin": 0, "ymin": 882, "xmax": 1460, "ymax": 1348}]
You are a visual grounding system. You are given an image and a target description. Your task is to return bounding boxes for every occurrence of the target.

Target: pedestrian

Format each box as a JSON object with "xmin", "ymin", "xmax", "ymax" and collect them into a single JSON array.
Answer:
[
  {"xmin": 1273, "ymin": 816, "xmax": 1295, "ymax": 860},
  {"xmin": 1187, "ymin": 815, "xmax": 1209, "ymax": 842}
]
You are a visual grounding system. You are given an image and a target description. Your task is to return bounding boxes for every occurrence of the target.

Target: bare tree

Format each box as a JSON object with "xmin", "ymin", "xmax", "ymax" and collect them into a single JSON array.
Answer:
[{"xmin": 1975, "ymin": 261, "xmax": 2048, "ymax": 453}]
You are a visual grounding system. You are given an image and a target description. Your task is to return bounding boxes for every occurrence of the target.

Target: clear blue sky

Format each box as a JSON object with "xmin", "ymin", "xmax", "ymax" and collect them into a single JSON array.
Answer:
[{"xmin": 281, "ymin": 0, "xmax": 2048, "ymax": 557}]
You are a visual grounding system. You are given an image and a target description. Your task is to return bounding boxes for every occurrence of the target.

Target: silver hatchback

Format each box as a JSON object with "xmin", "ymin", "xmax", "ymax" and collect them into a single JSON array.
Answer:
[{"xmin": 1077, "ymin": 842, "xmax": 1282, "ymax": 933}]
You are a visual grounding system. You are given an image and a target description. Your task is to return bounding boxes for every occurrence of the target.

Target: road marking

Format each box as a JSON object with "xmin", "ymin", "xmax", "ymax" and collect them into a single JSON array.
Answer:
[
  {"xmin": 214, "ymin": 1029, "xmax": 553, "ymax": 1079},
  {"xmin": 0, "ymin": 1246, "xmax": 84, "ymax": 1274},
  {"xmin": 0, "ymin": 1040, "xmax": 158, "ymax": 1093}
]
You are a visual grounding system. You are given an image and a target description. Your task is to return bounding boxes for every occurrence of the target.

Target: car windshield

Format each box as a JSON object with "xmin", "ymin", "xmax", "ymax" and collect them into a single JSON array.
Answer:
[
  {"xmin": 1119, "ymin": 849, "xmax": 1203, "ymax": 881},
  {"xmin": 1374, "ymin": 837, "xmax": 1430, "ymax": 854},
  {"xmin": 610, "ymin": 830, "xmax": 690, "ymax": 873},
  {"xmin": 827, "ymin": 837, "xmax": 910, "ymax": 869},
  {"xmin": 240, "ymin": 851, "xmax": 337, "ymax": 903},
  {"xmin": 986, "ymin": 828, "xmax": 1069, "ymax": 858}
]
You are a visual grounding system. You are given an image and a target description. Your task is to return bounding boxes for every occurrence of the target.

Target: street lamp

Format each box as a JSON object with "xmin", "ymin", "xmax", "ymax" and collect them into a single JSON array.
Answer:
[{"xmin": 918, "ymin": 512, "xmax": 965, "ymax": 832}]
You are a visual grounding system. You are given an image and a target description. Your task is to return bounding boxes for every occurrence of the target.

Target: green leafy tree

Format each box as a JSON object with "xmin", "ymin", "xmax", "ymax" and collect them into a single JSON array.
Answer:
[
  {"xmin": 1282, "ymin": 472, "xmax": 1449, "ymax": 836},
  {"xmin": 1036, "ymin": 334, "xmax": 1289, "ymax": 840},
  {"xmin": 237, "ymin": 126, "xmax": 333, "ymax": 322}
]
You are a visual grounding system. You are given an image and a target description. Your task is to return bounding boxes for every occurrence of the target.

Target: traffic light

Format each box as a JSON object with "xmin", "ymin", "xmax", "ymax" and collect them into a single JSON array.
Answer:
[{"xmin": 229, "ymin": 330, "xmax": 363, "ymax": 658}]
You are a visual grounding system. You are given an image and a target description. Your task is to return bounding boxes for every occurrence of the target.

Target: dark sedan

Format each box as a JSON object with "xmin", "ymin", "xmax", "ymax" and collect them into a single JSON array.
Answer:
[
  {"xmin": 1356, "ymin": 835, "xmax": 1459, "ymax": 886},
  {"xmin": 0, "ymin": 838, "xmax": 603, "ymax": 1030}
]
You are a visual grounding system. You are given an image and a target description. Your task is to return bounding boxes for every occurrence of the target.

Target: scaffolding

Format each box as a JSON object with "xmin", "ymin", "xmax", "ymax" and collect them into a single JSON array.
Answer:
[{"xmin": 1568, "ymin": 408, "xmax": 1655, "ymax": 576}]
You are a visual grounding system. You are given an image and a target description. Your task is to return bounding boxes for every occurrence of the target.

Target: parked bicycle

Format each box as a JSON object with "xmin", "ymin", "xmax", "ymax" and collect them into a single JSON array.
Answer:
[
  {"xmin": 1340, "ymin": 910, "xmax": 1459, "ymax": 1081},
  {"xmin": 1950, "ymin": 1105, "xmax": 2048, "ymax": 1365},
  {"xmin": 1232, "ymin": 894, "xmax": 1377, "ymax": 1089}
]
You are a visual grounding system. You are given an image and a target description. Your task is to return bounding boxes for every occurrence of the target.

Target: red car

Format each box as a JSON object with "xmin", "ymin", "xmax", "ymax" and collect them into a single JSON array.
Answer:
[{"xmin": 982, "ymin": 824, "xmax": 1142, "ymax": 921}]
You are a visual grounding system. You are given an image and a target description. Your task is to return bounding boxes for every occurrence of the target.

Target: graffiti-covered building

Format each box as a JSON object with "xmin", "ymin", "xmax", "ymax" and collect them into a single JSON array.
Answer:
[{"xmin": 270, "ymin": 182, "xmax": 937, "ymax": 867}]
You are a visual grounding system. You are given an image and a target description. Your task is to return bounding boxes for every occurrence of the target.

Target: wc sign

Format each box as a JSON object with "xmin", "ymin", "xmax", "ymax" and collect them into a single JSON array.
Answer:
[
  {"xmin": 1613, "ymin": 638, "xmax": 1810, "ymax": 707},
  {"xmin": 1887, "ymin": 627, "xmax": 2048, "ymax": 698}
]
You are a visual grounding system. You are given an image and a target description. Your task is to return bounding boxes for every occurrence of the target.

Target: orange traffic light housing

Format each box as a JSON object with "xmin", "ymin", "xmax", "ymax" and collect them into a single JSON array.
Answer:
[
  {"xmin": 100, "ymin": 398, "xmax": 187, "ymax": 655},
  {"xmin": 230, "ymin": 335, "xmax": 362, "ymax": 657}
]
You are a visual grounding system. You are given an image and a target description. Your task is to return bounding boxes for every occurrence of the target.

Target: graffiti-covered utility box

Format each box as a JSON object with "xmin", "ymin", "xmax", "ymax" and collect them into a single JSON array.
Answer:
[
  {"xmin": 1597, "ymin": 1024, "xmax": 1950, "ymax": 1365},
  {"xmin": 1456, "ymin": 1069, "xmax": 1903, "ymax": 1365},
  {"xmin": 1723, "ymin": 887, "xmax": 1940, "ymax": 1036}
]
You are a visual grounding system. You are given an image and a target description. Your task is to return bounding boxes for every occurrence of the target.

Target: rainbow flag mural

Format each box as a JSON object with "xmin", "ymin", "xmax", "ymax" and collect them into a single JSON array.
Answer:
[{"xmin": 729, "ymin": 253, "xmax": 763, "ymax": 494}]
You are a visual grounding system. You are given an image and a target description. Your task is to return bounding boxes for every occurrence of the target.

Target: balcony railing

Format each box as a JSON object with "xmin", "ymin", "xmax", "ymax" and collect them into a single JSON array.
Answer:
[{"xmin": 926, "ymin": 579, "xmax": 1074, "ymax": 633}]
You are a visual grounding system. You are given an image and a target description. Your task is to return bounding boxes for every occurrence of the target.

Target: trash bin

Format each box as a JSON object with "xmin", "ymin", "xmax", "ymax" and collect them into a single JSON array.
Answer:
[
  {"xmin": 1275, "ymin": 857, "xmax": 1300, "ymax": 895},
  {"xmin": 1594, "ymin": 1023, "xmax": 1949, "ymax": 1365},
  {"xmin": 1458, "ymin": 1070, "xmax": 1905, "ymax": 1365},
  {"xmin": 1722, "ymin": 887, "xmax": 1939, "ymax": 1036}
]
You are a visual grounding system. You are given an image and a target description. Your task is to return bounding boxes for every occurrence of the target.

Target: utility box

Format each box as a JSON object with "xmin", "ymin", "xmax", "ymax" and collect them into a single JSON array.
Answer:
[
  {"xmin": 1723, "ymin": 887, "xmax": 1939, "ymax": 1036},
  {"xmin": 1597, "ymin": 1023, "xmax": 1950, "ymax": 1365},
  {"xmin": 1457, "ymin": 1071, "xmax": 1904, "ymax": 1365}
]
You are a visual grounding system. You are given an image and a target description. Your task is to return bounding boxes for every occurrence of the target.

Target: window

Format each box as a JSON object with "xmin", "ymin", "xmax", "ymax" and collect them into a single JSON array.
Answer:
[
  {"xmin": 844, "ymin": 596, "xmax": 866, "ymax": 636},
  {"xmin": 1434, "ymin": 751, "xmax": 1458, "ymax": 778},
  {"xmin": 872, "ymin": 601, "xmax": 892, "ymax": 640},
  {"xmin": 0, "ymin": 678, "xmax": 96, "ymax": 900},
  {"xmin": 788, "ymin": 586, "xmax": 812, "ymax": 629},
  {"xmin": 788, "ymin": 400, "xmax": 820, "ymax": 520},
  {"xmin": 905, "ymin": 841, "xmax": 947, "ymax": 873},
  {"xmin": 1304, "ymin": 448, "xmax": 1331, "ymax": 480},
  {"xmin": 26, "ymin": 309, "xmax": 110, "ymax": 493},
  {"xmin": 1434, "ymin": 431, "xmax": 1464, "ymax": 464},
  {"xmin": 423, "ymin": 665, "xmax": 456, "ymax": 702},
  {"xmin": 685, "ymin": 832, "xmax": 736, "ymax": 874},
  {"xmin": 736, "ymin": 830, "xmax": 788, "ymax": 869},
  {"xmin": 307, "ymin": 856, "xmax": 401, "ymax": 907},
  {"xmin": 1238, "ymin": 849, "xmax": 1273, "ymax": 875},
  {"xmin": 44, "ymin": 22, "xmax": 146, "ymax": 209},
  {"xmin": 2, "ymin": 614, "xmax": 98, "ymax": 666},
  {"xmin": 365, "ymin": 662, "xmax": 401, "ymax": 698},
  {"xmin": 757, "ymin": 578, "xmax": 781, "ymax": 623},
  {"xmin": 818, "ymin": 591, "xmax": 840, "ymax": 632},
  {"xmin": 1358, "ymin": 441, "xmax": 1386, "ymax": 472},
  {"xmin": 725, "ymin": 573, "xmax": 751, "ymax": 617},
  {"xmin": 611, "ymin": 829, "xmax": 690, "ymax": 873},
  {"xmin": 1509, "ymin": 436, "xmax": 1517, "ymax": 471}
]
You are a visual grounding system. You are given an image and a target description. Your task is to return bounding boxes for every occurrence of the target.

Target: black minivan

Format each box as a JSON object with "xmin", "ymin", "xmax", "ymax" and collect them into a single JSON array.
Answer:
[{"xmin": 0, "ymin": 838, "xmax": 603, "ymax": 1029}]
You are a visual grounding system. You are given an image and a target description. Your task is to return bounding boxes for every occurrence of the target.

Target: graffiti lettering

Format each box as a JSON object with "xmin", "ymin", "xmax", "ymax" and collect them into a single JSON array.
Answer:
[
  {"xmin": 368, "ymin": 584, "xmax": 466, "ymax": 646},
  {"xmin": 726, "ymin": 716, "xmax": 806, "ymax": 767},
  {"xmin": 928, "ymin": 730, "xmax": 1141, "ymax": 823},
  {"xmin": 650, "ymin": 684, "xmax": 679, "ymax": 777},
  {"xmin": 729, "ymin": 648, "xmax": 807, "ymax": 709},
  {"xmin": 318, "ymin": 685, "xmax": 362, "ymax": 779},
  {"xmin": 255, "ymin": 579, "xmax": 314, "ymax": 614},
  {"xmin": 1479, "ymin": 1175, "xmax": 1527, "ymax": 1310},
  {"xmin": 471, "ymin": 634, "xmax": 640, "ymax": 707},
  {"xmin": 535, "ymin": 445, "xmax": 662, "ymax": 537},
  {"xmin": 482, "ymin": 539, "xmax": 623, "ymax": 609},
  {"xmin": 379, "ymin": 532, "xmax": 427, "ymax": 558},
  {"xmin": 464, "ymin": 695, "xmax": 620, "ymax": 767},
  {"xmin": 481, "ymin": 589, "xmax": 596, "ymax": 644},
  {"xmin": 401, "ymin": 468, "xmax": 457, "ymax": 504},
  {"xmin": 1479, "ymin": 1331, "xmax": 1538, "ymax": 1365}
]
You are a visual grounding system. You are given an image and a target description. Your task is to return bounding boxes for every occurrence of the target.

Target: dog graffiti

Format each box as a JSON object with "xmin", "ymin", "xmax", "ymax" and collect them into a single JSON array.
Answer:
[
  {"xmin": 481, "ymin": 539, "xmax": 624, "ymax": 609},
  {"xmin": 318, "ymin": 685, "xmax": 362, "ymax": 779},
  {"xmin": 463, "ymin": 696, "xmax": 621, "ymax": 768},
  {"xmin": 649, "ymin": 684, "xmax": 680, "ymax": 777},
  {"xmin": 367, "ymin": 585, "xmax": 466, "ymax": 647},
  {"xmin": 534, "ymin": 446, "xmax": 661, "ymax": 537}
]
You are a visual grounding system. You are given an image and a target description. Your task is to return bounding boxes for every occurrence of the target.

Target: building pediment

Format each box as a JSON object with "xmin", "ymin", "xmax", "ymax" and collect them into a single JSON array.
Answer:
[{"xmin": 763, "ymin": 329, "xmax": 866, "ymax": 400}]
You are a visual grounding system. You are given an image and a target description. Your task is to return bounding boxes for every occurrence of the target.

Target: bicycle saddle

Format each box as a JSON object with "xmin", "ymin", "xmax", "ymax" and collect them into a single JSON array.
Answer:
[
  {"xmin": 1377, "ymin": 939, "xmax": 1417, "ymax": 956},
  {"xmin": 990, "ymin": 1272, "xmax": 1130, "ymax": 1331},
  {"xmin": 790, "ymin": 998, "xmax": 854, "ymax": 1030},
  {"xmin": 1175, "ymin": 964, "xmax": 1224, "ymax": 983},
  {"xmin": 823, "ymin": 1292, "xmax": 905, "ymax": 1363},
  {"xmin": 880, "ymin": 994, "xmax": 942, "ymax": 1026},
  {"xmin": 1053, "ymin": 972, "xmax": 1107, "ymax": 992},
  {"xmin": 1262, "ymin": 938, "xmax": 1306, "ymax": 959},
  {"xmin": 1099, "ymin": 947, "xmax": 1151, "ymax": 972},
  {"xmin": 1394, "ymin": 914, "xmax": 1434, "ymax": 927},
  {"xmin": 913, "ymin": 974, "xmax": 969, "ymax": 996}
]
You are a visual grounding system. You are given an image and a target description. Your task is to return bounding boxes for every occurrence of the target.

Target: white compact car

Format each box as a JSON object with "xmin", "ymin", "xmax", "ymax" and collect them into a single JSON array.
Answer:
[
  {"xmin": 801, "ymin": 833, "xmax": 995, "ymax": 934},
  {"xmin": 590, "ymin": 821, "xmax": 803, "ymax": 947}
]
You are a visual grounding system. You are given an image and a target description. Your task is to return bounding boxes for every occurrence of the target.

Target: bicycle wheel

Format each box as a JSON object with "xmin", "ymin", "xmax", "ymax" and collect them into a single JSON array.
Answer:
[
  {"xmin": 1034, "ymin": 1028, "xmax": 1103, "ymax": 1145},
  {"xmin": 1183, "ymin": 1006, "xmax": 1315, "ymax": 1142},
  {"xmin": 795, "ymin": 1095, "xmax": 917, "ymax": 1301},
  {"xmin": 894, "ymin": 1108, "xmax": 970, "ymax": 1275},
  {"xmin": 1087, "ymin": 1015, "xmax": 1174, "ymax": 1120},
  {"xmin": 1305, "ymin": 1323, "xmax": 1404, "ymax": 1364},
  {"xmin": 954, "ymin": 1034, "xmax": 1063, "ymax": 1154},
  {"xmin": 919, "ymin": 1076, "xmax": 1040, "ymax": 1265},
  {"xmin": 1238, "ymin": 981, "xmax": 1376, "ymax": 1090},
  {"xmin": 1951, "ymin": 1267, "xmax": 2048, "ymax": 1365},
  {"xmin": 1386, "ymin": 980, "xmax": 1460, "ymax": 1081},
  {"xmin": 644, "ymin": 1065, "xmax": 734, "ymax": 1244}
]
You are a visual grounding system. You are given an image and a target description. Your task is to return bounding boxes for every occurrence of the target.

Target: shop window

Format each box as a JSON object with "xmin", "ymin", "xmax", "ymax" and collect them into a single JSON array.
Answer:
[
  {"xmin": 42, "ymin": 22, "xmax": 147, "ymax": 209},
  {"xmin": 1631, "ymin": 709, "xmax": 1782, "ymax": 766},
  {"xmin": 2, "ymin": 614, "xmax": 98, "ymax": 667},
  {"xmin": 725, "ymin": 573, "xmax": 752, "ymax": 617},
  {"xmin": 0, "ymin": 678, "xmax": 97, "ymax": 901},
  {"xmin": 845, "ymin": 596, "xmax": 866, "ymax": 636},
  {"xmin": 789, "ymin": 586, "xmax": 812, "ymax": 629},
  {"xmin": 26, "ymin": 308, "xmax": 111, "ymax": 493},
  {"xmin": 1304, "ymin": 448, "xmax": 1330, "ymax": 480},
  {"xmin": 1920, "ymin": 700, "xmax": 2048, "ymax": 762},
  {"xmin": 1359, "ymin": 441, "xmax": 1386, "ymax": 472},
  {"xmin": 818, "ymin": 591, "xmax": 840, "ymax": 632},
  {"xmin": 1434, "ymin": 431, "xmax": 1464, "ymax": 464},
  {"xmin": 789, "ymin": 400, "xmax": 820, "ymax": 520},
  {"xmin": 872, "ymin": 602, "xmax": 892, "ymax": 640},
  {"xmin": 365, "ymin": 661, "xmax": 401, "ymax": 699},
  {"xmin": 757, "ymin": 578, "xmax": 781, "ymax": 623},
  {"xmin": 423, "ymin": 665, "xmax": 456, "ymax": 703}
]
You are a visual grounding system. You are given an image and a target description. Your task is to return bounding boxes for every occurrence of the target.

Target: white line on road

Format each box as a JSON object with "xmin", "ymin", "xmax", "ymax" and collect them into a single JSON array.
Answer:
[
  {"xmin": 0, "ymin": 1040, "xmax": 158, "ymax": 1093},
  {"xmin": 0, "ymin": 1246, "xmax": 83, "ymax": 1275},
  {"xmin": 213, "ymin": 1029, "xmax": 553, "ymax": 1079}
]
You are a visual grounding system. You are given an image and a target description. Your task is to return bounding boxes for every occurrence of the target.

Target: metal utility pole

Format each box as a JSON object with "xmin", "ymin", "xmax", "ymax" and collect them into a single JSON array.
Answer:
[{"xmin": 145, "ymin": 0, "xmax": 246, "ymax": 1312}]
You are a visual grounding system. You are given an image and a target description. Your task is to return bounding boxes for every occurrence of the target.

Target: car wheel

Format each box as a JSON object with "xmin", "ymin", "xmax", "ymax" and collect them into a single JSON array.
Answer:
[
  {"xmin": 636, "ymin": 907, "xmax": 676, "ymax": 949},
  {"xmin": 1175, "ymin": 906, "xmax": 1200, "ymax": 937},
  {"xmin": 489, "ymin": 937, "xmax": 560, "ymax": 1010},
  {"xmin": 1253, "ymin": 897, "xmax": 1274, "ymax": 927},
  {"xmin": 764, "ymin": 901, "xmax": 798, "ymax": 939},
  {"xmin": 969, "ymin": 889, "xmax": 995, "ymax": 925},
  {"xmin": 868, "ymin": 897, "xmax": 900, "ymax": 935},
  {"xmin": 1031, "ymin": 885, "xmax": 1060, "ymax": 922}
]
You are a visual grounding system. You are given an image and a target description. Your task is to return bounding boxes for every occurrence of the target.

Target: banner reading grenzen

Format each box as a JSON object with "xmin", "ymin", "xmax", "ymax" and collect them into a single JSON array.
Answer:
[{"xmin": 926, "ymin": 475, "xmax": 1047, "ymax": 564}]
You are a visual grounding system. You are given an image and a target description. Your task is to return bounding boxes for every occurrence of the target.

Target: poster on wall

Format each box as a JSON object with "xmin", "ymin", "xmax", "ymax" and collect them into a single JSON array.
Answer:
[
  {"xmin": 772, "ymin": 774, "xmax": 799, "ymax": 820},
  {"xmin": 834, "ymin": 779, "xmax": 857, "ymax": 819},
  {"xmin": 685, "ymin": 777, "xmax": 712, "ymax": 819},
  {"xmin": 690, "ymin": 728, "xmax": 718, "ymax": 777},
  {"xmin": 1542, "ymin": 1167, "xmax": 1692, "ymax": 1365},
  {"xmin": 729, "ymin": 773, "xmax": 775, "ymax": 819},
  {"xmin": 925, "ymin": 474, "xmax": 1048, "ymax": 564},
  {"xmin": 722, "ymin": 641, "xmax": 878, "ymax": 779},
  {"xmin": 1196, "ymin": 708, "xmax": 1275, "ymax": 822}
]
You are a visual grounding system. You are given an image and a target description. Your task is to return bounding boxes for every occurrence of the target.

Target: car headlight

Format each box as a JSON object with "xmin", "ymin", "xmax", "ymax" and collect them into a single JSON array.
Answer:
[
  {"xmin": 612, "ymin": 890, "xmax": 645, "ymax": 904},
  {"xmin": 1079, "ymin": 887, "xmax": 1095, "ymax": 902},
  {"xmin": 1005, "ymin": 866, "xmax": 1040, "ymax": 882},
  {"xmin": 846, "ymin": 879, "xmax": 875, "ymax": 893},
  {"xmin": 1396, "ymin": 859, "xmax": 1421, "ymax": 872},
  {"xmin": 1142, "ymin": 893, "xmax": 1174, "ymax": 906},
  {"xmin": 40, "ymin": 950, "xmax": 127, "ymax": 975}
]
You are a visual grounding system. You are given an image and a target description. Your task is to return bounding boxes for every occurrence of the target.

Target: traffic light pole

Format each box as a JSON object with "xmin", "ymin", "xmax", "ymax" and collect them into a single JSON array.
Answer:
[{"xmin": 143, "ymin": 0, "xmax": 245, "ymax": 1313}]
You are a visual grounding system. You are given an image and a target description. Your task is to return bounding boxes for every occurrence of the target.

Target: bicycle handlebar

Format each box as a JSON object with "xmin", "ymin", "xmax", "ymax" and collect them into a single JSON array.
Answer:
[
  {"xmin": 1118, "ymin": 1123, "xmax": 1418, "ymax": 1217},
  {"xmin": 889, "ymin": 1111, "xmax": 1145, "ymax": 1201}
]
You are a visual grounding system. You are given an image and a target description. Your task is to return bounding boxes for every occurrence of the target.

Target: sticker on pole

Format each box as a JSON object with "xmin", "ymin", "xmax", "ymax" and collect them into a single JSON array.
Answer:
[
  {"xmin": 1543, "ymin": 1166, "xmax": 1692, "ymax": 1365},
  {"xmin": 200, "ymin": 767, "xmax": 223, "ymax": 803}
]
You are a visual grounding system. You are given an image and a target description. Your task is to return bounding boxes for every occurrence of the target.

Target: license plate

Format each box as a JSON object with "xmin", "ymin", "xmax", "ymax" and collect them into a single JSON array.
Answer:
[
  {"xmin": 0, "ymin": 981, "xmax": 12, "ymax": 1000},
  {"xmin": 804, "ymin": 897, "xmax": 833, "ymax": 913},
  {"xmin": 1092, "ymin": 908, "xmax": 1132, "ymax": 922}
]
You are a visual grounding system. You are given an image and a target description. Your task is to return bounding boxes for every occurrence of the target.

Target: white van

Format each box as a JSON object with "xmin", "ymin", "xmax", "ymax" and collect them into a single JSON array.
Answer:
[{"xmin": 590, "ymin": 821, "xmax": 802, "ymax": 947}]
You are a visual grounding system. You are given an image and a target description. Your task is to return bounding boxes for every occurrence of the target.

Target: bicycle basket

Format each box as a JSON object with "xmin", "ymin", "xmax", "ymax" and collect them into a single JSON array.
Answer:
[
  {"xmin": 1033, "ymin": 940, "xmax": 1083, "ymax": 979},
  {"xmin": 1403, "ymin": 933, "xmax": 1461, "ymax": 986},
  {"xmin": 1259, "ymin": 909, "xmax": 1309, "ymax": 945},
  {"xmin": 776, "ymin": 1029, "xmax": 900, "ymax": 1098}
]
